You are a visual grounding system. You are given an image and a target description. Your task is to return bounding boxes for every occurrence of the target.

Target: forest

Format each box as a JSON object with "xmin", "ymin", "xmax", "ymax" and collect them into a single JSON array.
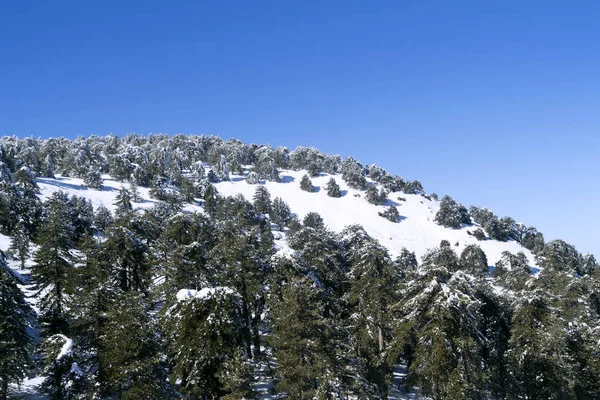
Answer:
[{"xmin": 1, "ymin": 134, "xmax": 599, "ymax": 399}]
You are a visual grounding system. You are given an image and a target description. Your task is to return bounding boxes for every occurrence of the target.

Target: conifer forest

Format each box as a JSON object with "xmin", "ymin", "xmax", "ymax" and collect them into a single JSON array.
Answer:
[{"xmin": 1, "ymin": 134, "xmax": 599, "ymax": 399}]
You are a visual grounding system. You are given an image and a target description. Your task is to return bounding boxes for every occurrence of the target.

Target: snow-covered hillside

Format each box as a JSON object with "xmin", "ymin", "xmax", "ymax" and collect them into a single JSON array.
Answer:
[{"xmin": 7, "ymin": 169, "xmax": 537, "ymax": 268}]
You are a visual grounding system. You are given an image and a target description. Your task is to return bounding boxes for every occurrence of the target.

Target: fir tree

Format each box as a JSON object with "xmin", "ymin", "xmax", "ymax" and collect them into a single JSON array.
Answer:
[
  {"xmin": 93, "ymin": 204, "xmax": 114, "ymax": 232},
  {"xmin": 459, "ymin": 244, "xmax": 489, "ymax": 277},
  {"xmin": 434, "ymin": 195, "xmax": 470, "ymax": 229},
  {"xmin": 0, "ymin": 255, "xmax": 32, "ymax": 400},
  {"xmin": 271, "ymin": 197, "xmax": 292, "ymax": 229},
  {"xmin": 378, "ymin": 205, "xmax": 399, "ymax": 222},
  {"xmin": 83, "ymin": 169, "xmax": 103, "ymax": 189},
  {"xmin": 253, "ymin": 185, "xmax": 272, "ymax": 215},
  {"xmin": 32, "ymin": 192, "xmax": 76, "ymax": 336},
  {"xmin": 113, "ymin": 186, "xmax": 133, "ymax": 217},
  {"xmin": 98, "ymin": 292, "xmax": 168, "ymax": 399},
  {"xmin": 325, "ymin": 177, "xmax": 341, "ymax": 198},
  {"xmin": 300, "ymin": 174, "xmax": 314, "ymax": 192},
  {"xmin": 365, "ymin": 185, "xmax": 387, "ymax": 205},
  {"xmin": 303, "ymin": 212, "xmax": 325, "ymax": 230},
  {"xmin": 9, "ymin": 221, "xmax": 30, "ymax": 269}
]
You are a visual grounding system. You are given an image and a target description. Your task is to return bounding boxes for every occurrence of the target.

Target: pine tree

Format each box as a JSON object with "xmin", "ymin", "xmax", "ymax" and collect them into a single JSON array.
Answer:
[
  {"xmin": 300, "ymin": 174, "xmax": 314, "ymax": 192},
  {"xmin": 270, "ymin": 275, "xmax": 333, "ymax": 399},
  {"xmin": 378, "ymin": 205, "xmax": 399, "ymax": 222},
  {"xmin": 32, "ymin": 192, "xmax": 76, "ymax": 336},
  {"xmin": 163, "ymin": 288, "xmax": 252, "ymax": 398},
  {"xmin": 40, "ymin": 334, "xmax": 85, "ymax": 400},
  {"xmin": 0, "ymin": 255, "xmax": 32, "ymax": 400},
  {"xmin": 83, "ymin": 169, "xmax": 103, "ymax": 189},
  {"xmin": 492, "ymin": 251, "xmax": 531, "ymax": 291},
  {"xmin": 346, "ymin": 238, "xmax": 398, "ymax": 397},
  {"xmin": 253, "ymin": 185, "xmax": 272, "ymax": 215},
  {"xmin": 303, "ymin": 212, "xmax": 324, "ymax": 230},
  {"xmin": 93, "ymin": 204, "xmax": 114, "ymax": 232},
  {"xmin": 365, "ymin": 185, "xmax": 387, "ymax": 205},
  {"xmin": 271, "ymin": 197, "xmax": 292, "ymax": 229},
  {"xmin": 391, "ymin": 264, "xmax": 487, "ymax": 399},
  {"xmin": 113, "ymin": 186, "xmax": 133, "ymax": 217},
  {"xmin": 9, "ymin": 221, "xmax": 30, "ymax": 269},
  {"xmin": 459, "ymin": 244, "xmax": 489, "ymax": 277},
  {"xmin": 99, "ymin": 292, "xmax": 168, "ymax": 398},
  {"xmin": 325, "ymin": 177, "xmax": 341, "ymax": 198},
  {"xmin": 434, "ymin": 195, "xmax": 470, "ymax": 229}
]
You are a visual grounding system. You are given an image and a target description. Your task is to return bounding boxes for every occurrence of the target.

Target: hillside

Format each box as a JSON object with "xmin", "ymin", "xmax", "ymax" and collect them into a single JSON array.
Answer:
[{"xmin": 1, "ymin": 134, "xmax": 598, "ymax": 399}]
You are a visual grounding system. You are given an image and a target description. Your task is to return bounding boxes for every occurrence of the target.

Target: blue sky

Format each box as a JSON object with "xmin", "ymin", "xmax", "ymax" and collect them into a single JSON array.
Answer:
[{"xmin": 1, "ymin": 1, "xmax": 599, "ymax": 256}]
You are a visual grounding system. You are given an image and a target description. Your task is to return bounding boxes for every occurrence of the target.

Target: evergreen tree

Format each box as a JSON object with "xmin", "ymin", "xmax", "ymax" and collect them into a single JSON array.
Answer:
[
  {"xmin": 253, "ymin": 185, "xmax": 272, "ymax": 215},
  {"xmin": 113, "ymin": 186, "xmax": 133, "ymax": 217},
  {"xmin": 40, "ymin": 334, "xmax": 85, "ymax": 400},
  {"xmin": 0, "ymin": 255, "xmax": 32, "ymax": 400},
  {"xmin": 271, "ymin": 197, "xmax": 292, "ymax": 229},
  {"xmin": 270, "ymin": 275, "xmax": 335, "ymax": 399},
  {"xmin": 365, "ymin": 185, "xmax": 387, "ymax": 205},
  {"xmin": 163, "ymin": 288, "xmax": 252, "ymax": 399},
  {"xmin": 394, "ymin": 248, "xmax": 418, "ymax": 281},
  {"xmin": 434, "ymin": 195, "xmax": 470, "ymax": 229},
  {"xmin": 346, "ymin": 238, "xmax": 398, "ymax": 397},
  {"xmin": 9, "ymin": 221, "xmax": 30, "ymax": 269},
  {"xmin": 99, "ymin": 292, "xmax": 168, "ymax": 399},
  {"xmin": 459, "ymin": 244, "xmax": 489, "ymax": 277},
  {"xmin": 32, "ymin": 192, "xmax": 76, "ymax": 336},
  {"xmin": 378, "ymin": 205, "xmax": 400, "ymax": 222},
  {"xmin": 391, "ymin": 265, "xmax": 487, "ymax": 399},
  {"xmin": 492, "ymin": 251, "xmax": 531, "ymax": 292},
  {"xmin": 300, "ymin": 174, "xmax": 314, "ymax": 192},
  {"xmin": 325, "ymin": 177, "xmax": 341, "ymax": 198},
  {"xmin": 93, "ymin": 204, "xmax": 114, "ymax": 232},
  {"xmin": 303, "ymin": 212, "xmax": 324, "ymax": 230},
  {"xmin": 83, "ymin": 169, "xmax": 103, "ymax": 189}
]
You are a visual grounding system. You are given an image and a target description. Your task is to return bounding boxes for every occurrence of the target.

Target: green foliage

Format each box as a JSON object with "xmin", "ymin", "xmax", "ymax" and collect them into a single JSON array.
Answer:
[
  {"xmin": 253, "ymin": 185, "xmax": 272, "ymax": 214},
  {"xmin": 378, "ymin": 205, "xmax": 400, "ymax": 222},
  {"xmin": 99, "ymin": 292, "xmax": 168, "ymax": 398},
  {"xmin": 459, "ymin": 244, "xmax": 489, "ymax": 277},
  {"xmin": 300, "ymin": 174, "xmax": 314, "ymax": 192},
  {"xmin": 365, "ymin": 184, "xmax": 388, "ymax": 205},
  {"xmin": 0, "ymin": 256, "xmax": 32, "ymax": 399},
  {"xmin": 271, "ymin": 197, "xmax": 292, "ymax": 229},
  {"xmin": 434, "ymin": 195, "xmax": 470, "ymax": 229},
  {"xmin": 325, "ymin": 177, "xmax": 341, "ymax": 197}
]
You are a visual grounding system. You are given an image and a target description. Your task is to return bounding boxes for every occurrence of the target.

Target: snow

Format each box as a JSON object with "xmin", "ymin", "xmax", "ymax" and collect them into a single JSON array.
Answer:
[
  {"xmin": 32, "ymin": 170, "xmax": 537, "ymax": 269},
  {"xmin": 176, "ymin": 287, "xmax": 233, "ymax": 301},
  {"xmin": 55, "ymin": 334, "xmax": 73, "ymax": 360},
  {"xmin": 215, "ymin": 170, "xmax": 536, "ymax": 267},
  {"xmin": 0, "ymin": 232, "xmax": 10, "ymax": 251}
]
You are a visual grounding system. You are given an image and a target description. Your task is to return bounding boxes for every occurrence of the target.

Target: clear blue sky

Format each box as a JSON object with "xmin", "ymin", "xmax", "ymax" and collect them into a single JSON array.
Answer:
[{"xmin": 1, "ymin": 1, "xmax": 599, "ymax": 256}]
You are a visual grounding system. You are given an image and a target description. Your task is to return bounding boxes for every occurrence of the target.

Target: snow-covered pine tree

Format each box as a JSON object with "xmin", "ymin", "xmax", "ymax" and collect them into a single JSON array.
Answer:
[
  {"xmin": 83, "ymin": 168, "xmax": 103, "ymax": 189},
  {"xmin": 0, "ymin": 254, "xmax": 32, "ymax": 400},
  {"xmin": 252, "ymin": 185, "xmax": 272, "ymax": 215},
  {"xmin": 325, "ymin": 177, "xmax": 341, "ymax": 198},
  {"xmin": 459, "ymin": 244, "xmax": 489, "ymax": 277},
  {"xmin": 434, "ymin": 195, "xmax": 470, "ymax": 229},
  {"xmin": 378, "ymin": 205, "xmax": 399, "ymax": 222},
  {"xmin": 32, "ymin": 191, "xmax": 76, "ymax": 336},
  {"xmin": 300, "ymin": 174, "xmax": 314, "ymax": 192},
  {"xmin": 271, "ymin": 197, "xmax": 292, "ymax": 229}
]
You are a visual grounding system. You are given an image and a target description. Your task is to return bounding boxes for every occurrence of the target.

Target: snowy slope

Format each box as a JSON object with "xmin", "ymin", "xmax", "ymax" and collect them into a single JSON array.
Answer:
[
  {"xmin": 24, "ymin": 170, "xmax": 537, "ymax": 267},
  {"xmin": 216, "ymin": 170, "xmax": 536, "ymax": 267}
]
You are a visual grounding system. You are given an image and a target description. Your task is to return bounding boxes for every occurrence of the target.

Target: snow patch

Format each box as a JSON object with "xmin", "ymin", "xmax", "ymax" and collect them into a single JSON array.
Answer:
[{"xmin": 176, "ymin": 287, "xmax": 233, "ymax": 302}]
